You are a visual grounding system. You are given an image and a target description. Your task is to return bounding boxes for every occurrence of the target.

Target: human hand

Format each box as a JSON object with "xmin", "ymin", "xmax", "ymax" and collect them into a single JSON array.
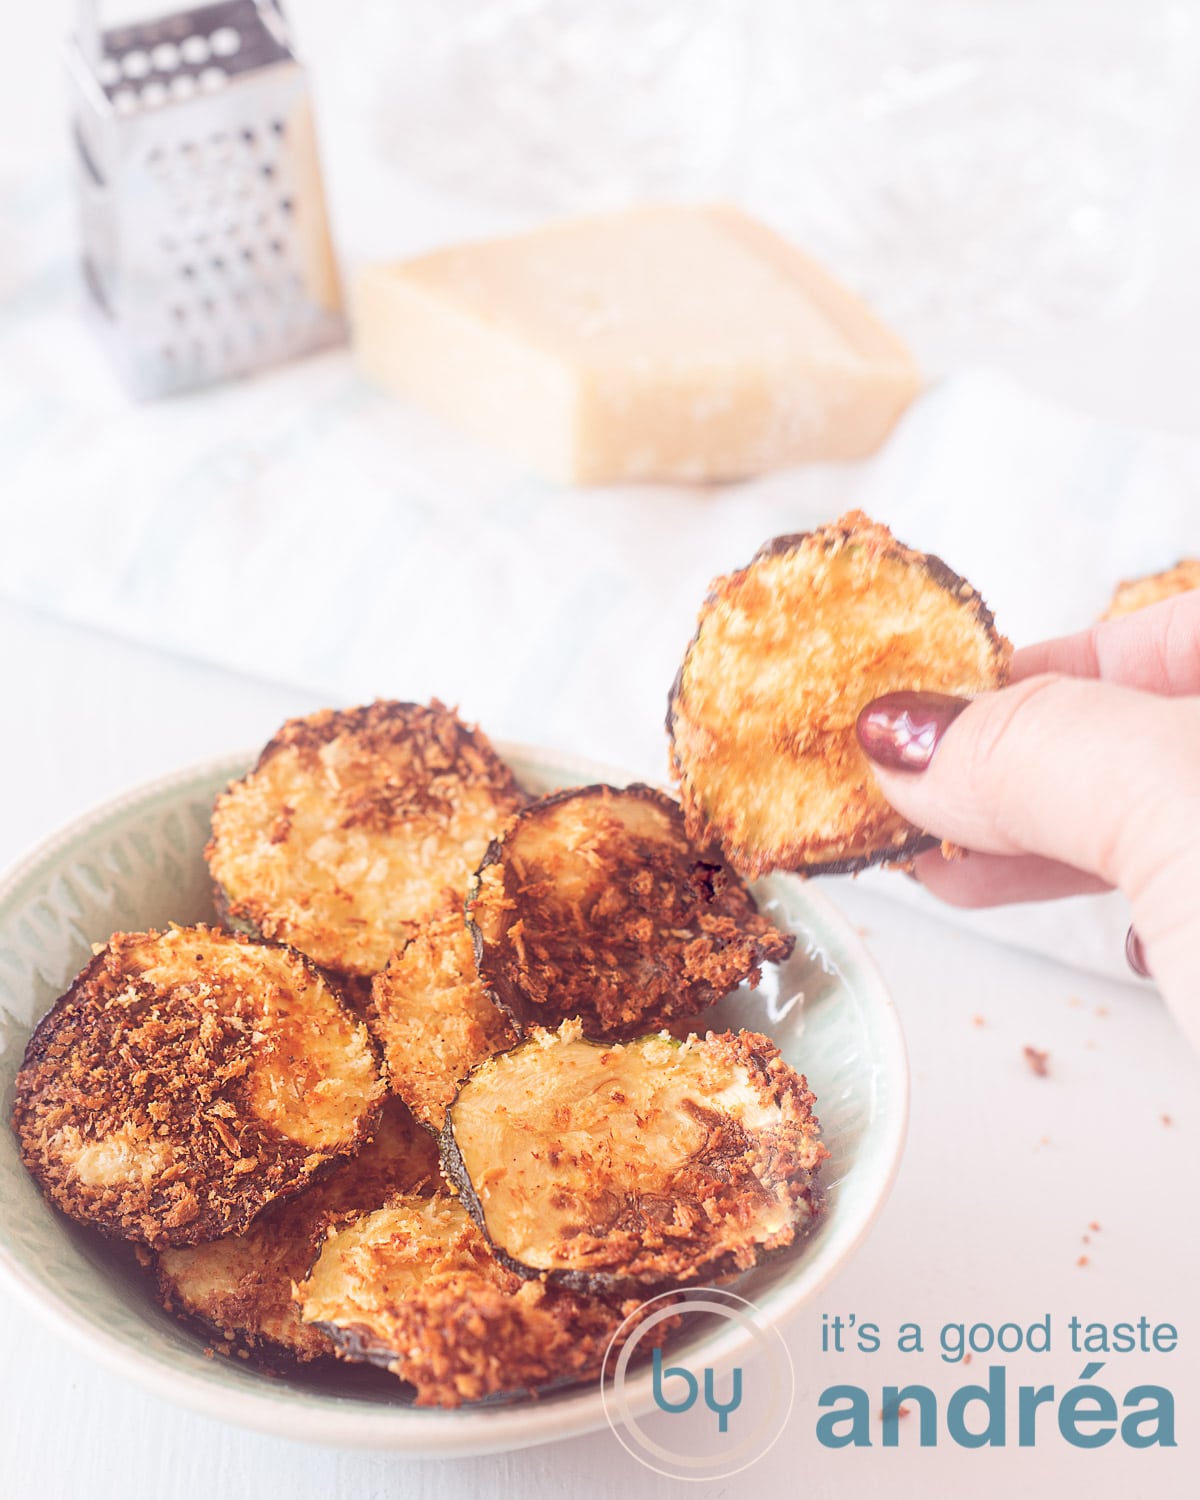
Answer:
[{"xmin": 855, "ymin": 590, "xmax": 1200, "ymax": 1047}]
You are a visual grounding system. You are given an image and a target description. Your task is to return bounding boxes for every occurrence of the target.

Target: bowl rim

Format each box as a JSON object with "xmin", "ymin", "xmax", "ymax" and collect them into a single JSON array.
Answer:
[{"xmin": 0, "ymin": 742, "xmax": 909, "ymax": 1456}]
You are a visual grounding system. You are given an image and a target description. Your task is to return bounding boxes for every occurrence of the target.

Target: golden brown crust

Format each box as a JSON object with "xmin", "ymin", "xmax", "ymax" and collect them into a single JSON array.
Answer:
[
  {"xmin": 368, "ymin": 907, "xmax": 516, "ymax": 1133},
  {"xmin": 295, "ymin": 1193, "xmax": 675, "ymax": 1406},
  {"xmin": 206, "ymin": 700, "xmax": 526, "ymax": 977},
  {"xmin": 11, "ymin": 927, "xmax": 385, "ymax": 1248},
  {"xmin": 1102, "ymin": 560, "xmax": 1200, "ymax": 620},
  {"xmin": 667, "ymin": 510, "xmax": 1011, "ymax": 877},
  {"xmin": 156, "ymin": 1097, "xmax": 440, "ymax": 1365},
  {"xmin": 441, "ymin": 1021, "xmax": 828, "ymax": 1293},
  {"xmin": 465, "ymin": 784, "xmax": 793, "ymax": 1039}
]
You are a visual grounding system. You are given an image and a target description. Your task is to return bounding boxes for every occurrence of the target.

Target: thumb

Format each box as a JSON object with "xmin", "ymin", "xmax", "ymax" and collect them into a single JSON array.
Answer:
[{"xmin": 856, "ymin": 676, "xmax": 1200, "ymax": 1038}]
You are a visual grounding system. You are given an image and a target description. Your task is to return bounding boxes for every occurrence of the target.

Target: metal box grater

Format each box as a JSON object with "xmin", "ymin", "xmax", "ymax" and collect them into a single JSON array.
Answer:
[{"xmin": 67, "ymin": 1, "xmax": 347, "ymax": 398}]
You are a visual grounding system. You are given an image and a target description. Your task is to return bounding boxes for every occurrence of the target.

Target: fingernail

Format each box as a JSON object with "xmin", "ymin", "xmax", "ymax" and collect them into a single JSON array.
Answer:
[
  {"xmin": 855, "ymin": 692, "xmax": 970, "ymax": 773},
  {"xmin": 1125, "ymin": 925, "xmax": 1152, "ymax": 978}
]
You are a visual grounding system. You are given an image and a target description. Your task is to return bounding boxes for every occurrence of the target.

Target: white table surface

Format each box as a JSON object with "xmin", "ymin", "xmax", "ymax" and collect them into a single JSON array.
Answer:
[{"xmin": 2, "ymin": 598, "xmax": 1197, "ymax": 1500}]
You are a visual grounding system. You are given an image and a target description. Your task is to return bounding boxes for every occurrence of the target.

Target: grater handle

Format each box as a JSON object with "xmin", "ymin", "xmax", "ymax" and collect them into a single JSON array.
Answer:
[
  {"xmin": 75, "ymin": 0, "xmax": 101, "ymax": 71},
  {"xmin": 256, "ymin": 0, "xmax": 293, "ymax": 49}
]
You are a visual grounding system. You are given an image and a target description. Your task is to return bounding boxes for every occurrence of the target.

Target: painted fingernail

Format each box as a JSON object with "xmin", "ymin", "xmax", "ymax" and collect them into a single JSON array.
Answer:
[
  {"xmin": 855, "ymin": 692, "xmax": 970, "ymax": 773},
  {"xmin": 1125, "ymin": 925, "xmax": 1152, "ymax": 978}
]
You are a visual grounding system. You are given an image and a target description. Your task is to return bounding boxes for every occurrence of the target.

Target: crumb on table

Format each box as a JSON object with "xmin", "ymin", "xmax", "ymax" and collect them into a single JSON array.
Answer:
[{"xmin": 1023, "ymin": 1045, "xmax": 1050, "ymax": 1077}]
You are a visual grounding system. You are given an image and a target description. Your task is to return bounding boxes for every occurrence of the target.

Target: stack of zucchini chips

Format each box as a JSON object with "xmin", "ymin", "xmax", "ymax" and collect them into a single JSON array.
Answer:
[{"xmin": 12, "ymin": 699, "xmax": 828, "ymax": 1407}]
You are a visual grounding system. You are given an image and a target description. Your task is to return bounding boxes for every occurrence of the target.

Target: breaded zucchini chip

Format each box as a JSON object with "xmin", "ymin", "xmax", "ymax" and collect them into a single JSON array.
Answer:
[
  {"xmin": 668, "ymin": 510, "xmax": 1011, "ymax": 876},
  {"xmin": 368, "ymin": 908, "xmax": 516, "ymax": 1133},
  {"xmin": 11, "ymin": 926, "xmax": 385, "ymax": 1248},
  {"xmin": 207, "ymin": 700, "xmax": 525, "ymax": 977},
  {"xmin": 296, "ymin": 1192, "xmax": 669, "ymax": 1406},
  {"xmin": 156, "ymin": 1097, "xmax": 439, "ymax": 1364},
  {"xmin": 1103, "ymin": 560, "xmax": 1200, "ymax": 619},
  {"xmin": 440, "ymin": 1020, "xmax": 828, "ymax": 1294},
  {"xmin": 465, "ymin": 784, "xmax": 793, "ymax": 1039}
]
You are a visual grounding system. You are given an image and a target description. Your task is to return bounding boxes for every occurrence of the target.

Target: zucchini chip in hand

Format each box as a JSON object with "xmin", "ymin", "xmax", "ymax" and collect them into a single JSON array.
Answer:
[
  {"xmin": 207, "ymin": 700, "xmax": 525, "ymax": 977},
  {"xmin": 296, "ymin": 1192, "xmax": 670, "ymax": 1407},
  {"xmin": 12, "ymin": 927, "xmax": 385, "ymax": 1248},
  {"xmin": 668, "ymin": 510, "xmax": 1011, "ymax": 876},
  {"xmin": 156, "ymin": 1097, "xmax": 439, "ymax": 1365},
  {"xmin": 440, "ymin": 1021, "xmax": 828, "ymax": 1293},
  {"xmin": 368, "ymin": 908, "xmax": 516, "ymax": 1133},
  {"xmin": 466, "ymin": 784, "xmax": 793, "ymax": 1038}
]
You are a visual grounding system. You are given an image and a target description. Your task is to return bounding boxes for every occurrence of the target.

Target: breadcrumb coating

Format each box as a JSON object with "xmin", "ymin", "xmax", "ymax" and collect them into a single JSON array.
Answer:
[
  {"xmin": 12, "ymin": 927, "xmax": 385, "ymax": 1248},
  {"xmin": 207, "ymin": 700, "xmax": 525, "ymax": 976},
  {"xmin": 668, "ymin": 510, "xmax": 1011, "ymax": 876},
  {"xmin": 369, "ymin": 907, "xmax": 516, "ymax": 1132},
  {"xmin": 1102, "ymin": 560, "xmax": 1200, "ymax": 619},
  {"xmin": 296, "ymin": 1192, "xmax": 676, "ymax": 1406},
  {"xmin": 467, "ymin": 784, "xmax": 793, "ymax": 1039},
  {"xmin": 442, "ymin": 1020, "xmax": 828, "ymax": 1292},
  {"xmin": 156, "ymin": 1097, "xmax": 439, "ymax": 1364}
]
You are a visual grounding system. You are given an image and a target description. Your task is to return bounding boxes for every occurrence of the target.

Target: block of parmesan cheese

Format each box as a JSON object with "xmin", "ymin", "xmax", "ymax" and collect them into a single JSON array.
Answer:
[{"xmin": 354, "ymin": 204, "xmax": 920, "ymax": 485}]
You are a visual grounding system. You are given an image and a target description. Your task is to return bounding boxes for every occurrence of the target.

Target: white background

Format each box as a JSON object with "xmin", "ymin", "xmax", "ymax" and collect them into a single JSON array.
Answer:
[{"xmin": 2, "ymin": 3, "xmax": 1199, "ymax": 1497}]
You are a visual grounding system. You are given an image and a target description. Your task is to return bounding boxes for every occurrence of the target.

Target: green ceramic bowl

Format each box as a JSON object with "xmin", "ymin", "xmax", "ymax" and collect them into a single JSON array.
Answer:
[{"xmin": 0, "ymin": 744, "xmax": 907, "ymax": 1455}]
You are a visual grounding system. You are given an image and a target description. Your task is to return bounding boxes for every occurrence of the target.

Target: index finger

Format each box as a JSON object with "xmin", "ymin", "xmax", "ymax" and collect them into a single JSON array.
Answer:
[{"xmin": 1011, "ymin": 587, "xmax": 1200, "ymax": 695}]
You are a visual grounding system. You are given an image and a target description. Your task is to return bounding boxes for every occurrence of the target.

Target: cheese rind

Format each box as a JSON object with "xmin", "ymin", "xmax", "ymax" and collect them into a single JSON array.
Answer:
[{"xmin": 354, "ymin": 205, "xmax": 920, "ymax": 484}]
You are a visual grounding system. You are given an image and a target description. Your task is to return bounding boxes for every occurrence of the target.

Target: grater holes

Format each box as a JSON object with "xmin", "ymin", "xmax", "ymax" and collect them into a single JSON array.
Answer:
[
  {"xmin": 141, "ymin": 81, "xmax": 168, "ymax": 109},
  {"xmin": 96, "ymin": 57, "xmax": 121, "ymax": 88},
  {"xmin": 122, "ymin": 49, "xmax": 151, "ymax": 80},
  {"xmin": 259, "ymin": 161, "xmax": 275, "ymax": 181},
  {"xmin": 181, "ymin": 35, "xmax": 210, "ymax": 65},
  {"xmin": 271, "ymin": 118, "xmax": 286, "ymax": 138},
  {"xmin": 267, "ymin": 238, "xmax": 285, "ymax": 258},
  {"xmin": 200, "ymin": 66, "xmax": 227, "ymax": 92},
  {"xmin": 279, "ymin": 197, "xmax": 294, "ymax": 217},
  {"xmin": 151, "ymin": 42, "xmax": 180, "ymax": 72},
  {"xmin": 170, "ymin": 75, "xmax": 197, "ymax": 101},
  {"xmin": 240, "ymin": 127, "xmax": 256, "ymax": 148},
  {"xmin": 113, "ymin": 89, "xmax": 137, "ymax": 115},
  {"xmin": 210, "ymin": 27, "xmax": 241, "ymax": 59}
]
